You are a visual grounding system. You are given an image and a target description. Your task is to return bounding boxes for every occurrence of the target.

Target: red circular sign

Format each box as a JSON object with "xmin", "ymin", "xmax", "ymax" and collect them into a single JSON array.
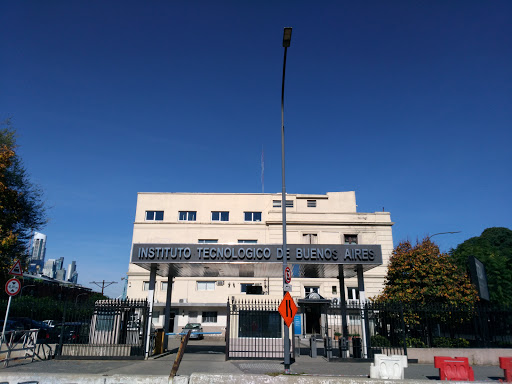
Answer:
[
  {"xmin": 284, "ymin": 266, "xmax": 292, "ymax": 284},
  {"xmin": 5, "ymin": 278, "xmax": 21, "ymax": 296}
]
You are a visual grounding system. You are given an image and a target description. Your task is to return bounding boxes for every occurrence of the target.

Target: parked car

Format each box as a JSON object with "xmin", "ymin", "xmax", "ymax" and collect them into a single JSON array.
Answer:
[
  {"xmin": 8, "ymin": 317, "xmax": 53, "ymax": 342},
  {"xmin": 182, "ymin": 323, "xmax": 203, "ymax": 339},
  {"xmin": 50, "ymin": 322, "xmax": 90, "ymax": 344}
]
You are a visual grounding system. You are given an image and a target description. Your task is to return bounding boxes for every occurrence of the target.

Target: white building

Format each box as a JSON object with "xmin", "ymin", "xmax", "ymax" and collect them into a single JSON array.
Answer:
[{"xmin": 126, "ymin": 191, "xmax": 393, "ymax": 340}]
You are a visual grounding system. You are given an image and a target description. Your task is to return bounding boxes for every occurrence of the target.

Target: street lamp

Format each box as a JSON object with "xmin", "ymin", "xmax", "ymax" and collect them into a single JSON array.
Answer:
[
  {"xmin": 281, "ymin": 26, "xmax": 292, "ymax": 374},
  {"xmin": 428, "ymin": 231, "xmax": 461, "ymax": 239}
]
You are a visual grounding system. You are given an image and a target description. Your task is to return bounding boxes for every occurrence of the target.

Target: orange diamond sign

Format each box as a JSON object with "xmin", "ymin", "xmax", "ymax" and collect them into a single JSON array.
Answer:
[{"xmin": 278, "ymin": 292, "xmax": 297, "ymax": 327}]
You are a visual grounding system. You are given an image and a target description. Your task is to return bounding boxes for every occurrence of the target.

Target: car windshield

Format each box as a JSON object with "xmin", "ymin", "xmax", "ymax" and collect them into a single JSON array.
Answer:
[{"xmin": 183, "ymin": 323, "xmax": 200, "ymax": 329}]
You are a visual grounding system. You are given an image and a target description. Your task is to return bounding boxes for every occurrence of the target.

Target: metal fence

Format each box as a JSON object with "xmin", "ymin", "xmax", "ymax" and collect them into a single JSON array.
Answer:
[
  {"xmin": 0, "ymin": 297, "xmax": 150, "ymax": 359},
  {"xmin": 226, "ymin": 298, "xmax": 293, "ymax": 360},
  {"xmin": 55, "ymin": 299, "xmax": 149, "ymax": 359}
]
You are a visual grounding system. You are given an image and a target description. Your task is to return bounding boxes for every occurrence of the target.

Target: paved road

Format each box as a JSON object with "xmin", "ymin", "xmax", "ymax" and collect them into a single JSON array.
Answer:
[{"xmin": 1, "ymin": 339, "xmax": 505, "ymax": 381}]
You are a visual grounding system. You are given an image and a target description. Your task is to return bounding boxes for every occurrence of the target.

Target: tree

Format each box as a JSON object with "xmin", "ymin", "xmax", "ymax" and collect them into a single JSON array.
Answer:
[
  {"xmin": 451, "ymin": 227, "xmax": 512, "ymax": 307},
  {"xmin": 0, "ymin": 119, "xmax": 47, "ymax": 282},
  {"xmin": 377, "ymin": 238, "xmax": 478, "ymax": 307}
]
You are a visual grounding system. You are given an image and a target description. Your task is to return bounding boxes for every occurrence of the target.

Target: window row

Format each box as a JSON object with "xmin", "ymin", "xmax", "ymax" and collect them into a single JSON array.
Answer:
[{"xmin": 145, "ymin": 210, "xmax": 262, "ymax": 222}]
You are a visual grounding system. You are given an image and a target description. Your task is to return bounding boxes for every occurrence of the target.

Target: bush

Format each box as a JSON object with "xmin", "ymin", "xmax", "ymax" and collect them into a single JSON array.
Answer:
[
  {"xmin": 406, "ymin": 337, "xmax": 426, "ymax": 348},
  {"xmin": 371, "ymin": 334, "xmax": 391, "ymax": 347},
  {"xmin": 433, "ymin": 337, "xmax": 469, "ymax": 348}
]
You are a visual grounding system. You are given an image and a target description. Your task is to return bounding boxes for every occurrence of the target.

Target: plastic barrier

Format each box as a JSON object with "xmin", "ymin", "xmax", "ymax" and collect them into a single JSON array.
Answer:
[
  {"xmin": 434, "ymin": 356, "xmax": 474, "ymax": 381},
  {"xmin": 500, "ymin": 357, "xmax": 512, "ymax": 382},
  {"xmin": 369, "ymin": 354, "xmax": 408, "ymax": 379}
]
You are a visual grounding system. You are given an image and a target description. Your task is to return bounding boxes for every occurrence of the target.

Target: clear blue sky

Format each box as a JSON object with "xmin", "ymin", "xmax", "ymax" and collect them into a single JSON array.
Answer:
[{"xmin": 1, "ymin": 1, "xmax": 511, "ymax": 298}]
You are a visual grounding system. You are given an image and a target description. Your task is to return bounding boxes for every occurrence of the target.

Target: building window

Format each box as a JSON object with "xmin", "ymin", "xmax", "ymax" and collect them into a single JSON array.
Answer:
[
  {"xmin": 332, "ymin": 285, "xmax": 337, "ymax": 294},
  {"xmin": 303, "ymin": 233, "xmax": 318, "ymax": 244},
  {"xmin": 179, "ymin": 211, "xmax": 196, "ymax": 221},
  {"xmin": 198, "ymin": 239, "xmax": 218, "ymax": 243},
  {"xmin": 211, "ymin": 211, "xmax": 229, "ymax": 221},
  {"xmin": 197, "ymin": 281, "xmax": 215, "ymax": 291},
  {"xmin": 244, "ymin": 212, "xmax": 262, "ymax": 222},
  {"xmin": 240, "ymin": 283, "xmax": 253, "ymax": 293},
  {"xmin": 238, "ymin": 240, "xmax": 257, "ymax": 244},
  {"xmin": 145, "ymin": 211, "xmax": 164, "ymax": 221},
  {"xmin": 143, "ymin": 281, "xmax": 149, "ymax": 291},
  {"xmin": 161, "ymin": 282, "xmax": 168, "ymax": 291},
  {"xmin": 344, "ymin": 234, "xmax": 358, "ymax": 244},
  {"xmin": 347, "ymin": 287, "xmax": 359, "ymax": 300},
  {"xmin": 305, "ymin": 286, "xmax": 319, "ymax": 296},
  {"xmin": 307, "ymin": 200, "xmax": 317, "ymax": 208},
  {"xmin": 273, "ymin": 200, "xmax": 294, "ymax": 208},
  {"xmin": 188, "ymin": 311, "xmax": 198, "ymax": 322},
  {"xmin": 202, "ymin": 311, "xmax": 217, "ymax": 323}
]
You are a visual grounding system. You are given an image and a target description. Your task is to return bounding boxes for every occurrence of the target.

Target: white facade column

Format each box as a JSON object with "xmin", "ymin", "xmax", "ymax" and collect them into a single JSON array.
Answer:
[{"xmin": 144, "ymin": 264, "xmax": 157, "ymax": 359}]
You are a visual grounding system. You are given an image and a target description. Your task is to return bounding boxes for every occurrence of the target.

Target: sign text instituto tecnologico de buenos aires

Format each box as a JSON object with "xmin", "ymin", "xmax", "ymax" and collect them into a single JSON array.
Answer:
[{"xmin": 131, "ymin": 244, "xmax": 382, "ymax": 265}]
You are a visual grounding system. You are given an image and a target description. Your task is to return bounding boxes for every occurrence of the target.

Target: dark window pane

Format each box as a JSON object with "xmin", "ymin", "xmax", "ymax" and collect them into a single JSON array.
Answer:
[
  {"xmin": 155, "ymin": 211, "xmax": 164, "ymax": 220},
  {"xmin": 244, "ymin": 212, "xmax": 251, "ymax": 221},
  {"xmin": 212, "ymin": 211, "xmax": 219, "ymax": 221},
  {"xmin": 221, "ymin": 212, "xmax": 229, "ymax": 221},
  {"xmin": 179, "ymin": 212, "xmax": 187, "ymax": 220},
  {"xmin": 146, "ymin": 211, "xmax": 154, "ymax": 220},
  {"xmin": 254, "ymin": 212, "xmax": 261, "ymax": 221},
  {"xmin": 189, "ymin": 211, "xmax": 196, "ymax": 221}
]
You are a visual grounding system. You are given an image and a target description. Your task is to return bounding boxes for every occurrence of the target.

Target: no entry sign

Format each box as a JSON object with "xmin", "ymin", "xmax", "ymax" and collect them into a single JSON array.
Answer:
[{"xmin": 284, "ymin": 266, "xmax": 292, "ymax": 283}]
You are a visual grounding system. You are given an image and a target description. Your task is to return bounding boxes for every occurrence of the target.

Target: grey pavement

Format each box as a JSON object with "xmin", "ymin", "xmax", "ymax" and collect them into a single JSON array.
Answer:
[{"xmin": 1, "ymin": 338, "xmax": 506, "ymax": 382}]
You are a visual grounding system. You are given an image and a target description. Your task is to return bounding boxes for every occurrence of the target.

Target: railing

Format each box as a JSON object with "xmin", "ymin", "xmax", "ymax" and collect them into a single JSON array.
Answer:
[{"xmin": 0, "ymin": 329, "xmax": 39, "ymax": 367}]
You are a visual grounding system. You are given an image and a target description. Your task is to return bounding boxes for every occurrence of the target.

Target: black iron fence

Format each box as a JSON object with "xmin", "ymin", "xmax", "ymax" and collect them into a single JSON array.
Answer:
[
  {"xmin": 226, "ymin": 298, "xmax": 293, "ymax": 360},
  {"xmin": 326, "ymin": 301, "xmax": 512, "ymax": 359},
  {"xmin": 1, "ymin": 297, "xmax": 150, "ymax": 359}
]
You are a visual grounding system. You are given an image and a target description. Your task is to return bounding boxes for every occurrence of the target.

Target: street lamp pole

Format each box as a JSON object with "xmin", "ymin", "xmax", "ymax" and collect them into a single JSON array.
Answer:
[
  {"xmin": 428, "ymin": 231, "xmax": 461, "ymax": 239},
  {"xmin": 281, "ymin": 26, "xmax": 292, "ymax": 374}
]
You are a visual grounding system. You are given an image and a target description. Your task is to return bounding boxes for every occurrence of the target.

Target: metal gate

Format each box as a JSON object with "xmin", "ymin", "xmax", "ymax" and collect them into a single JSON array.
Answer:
[
  {"xmin": 226, "ymin": 298, "xmax": 294, "ymax": 359},
  {"xmin": 56, "ymin": 299, "xmax": 149, "ymax": 359}
]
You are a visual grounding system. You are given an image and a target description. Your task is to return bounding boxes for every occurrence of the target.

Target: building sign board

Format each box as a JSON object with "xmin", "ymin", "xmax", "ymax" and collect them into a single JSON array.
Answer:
[{"xmin": 131, "ymin": 243, "xmax": 382, "ymax": 265}]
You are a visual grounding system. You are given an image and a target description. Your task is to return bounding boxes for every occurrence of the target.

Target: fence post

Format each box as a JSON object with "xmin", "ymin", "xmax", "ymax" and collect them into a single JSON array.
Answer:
[
  {"xmin": 57, "ymin": 301, "xmax": 67, "ymax": 357},
  {"xmin": 399, "ymin": 302, "xmax": 407, "ymax": 356},
  {"xmin": 225, "ymin": 299, "xmax": 230, "ymax": 361}
]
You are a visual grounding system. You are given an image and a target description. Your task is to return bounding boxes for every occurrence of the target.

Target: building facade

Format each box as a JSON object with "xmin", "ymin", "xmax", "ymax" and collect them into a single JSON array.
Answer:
[{"xmin": 126, "ymin": 191, "xmax": 393, "ymax": 337}]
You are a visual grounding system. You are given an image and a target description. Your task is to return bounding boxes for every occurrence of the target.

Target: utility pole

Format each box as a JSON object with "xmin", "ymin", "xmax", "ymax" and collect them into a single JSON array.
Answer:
[{"xmin": 90, "ymin": 280, "xmax": 117, "ymax": 295}]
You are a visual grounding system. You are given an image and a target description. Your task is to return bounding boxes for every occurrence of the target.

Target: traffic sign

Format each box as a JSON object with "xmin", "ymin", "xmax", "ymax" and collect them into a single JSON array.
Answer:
[
  {"xmin": 5, "ymin": 278, "xmax": 21, "ymax": 296},
  {"xmin": 284, "ymin": 266, "xmax": 292, "ymax": 283},
  {"xmin": 278, "ymin": 292, "xmax": 297, "ymax": 327},
  {"xmin": 8, "ymin": 260, "xmax": 22, "ymax": 276}
]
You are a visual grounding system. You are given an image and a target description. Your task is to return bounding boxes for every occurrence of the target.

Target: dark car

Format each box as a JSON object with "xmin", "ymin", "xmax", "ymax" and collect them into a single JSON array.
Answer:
[
  {"xmin": 9, "ymin": 317, "xmax": 53, "ymax": 342},
  {"xmin": 182, "ymin": 323, "xmax": 203, "ymax": 339},
  {"xmin": 51, "ymin": 322, "xmax": 90, "ymax": 344}
]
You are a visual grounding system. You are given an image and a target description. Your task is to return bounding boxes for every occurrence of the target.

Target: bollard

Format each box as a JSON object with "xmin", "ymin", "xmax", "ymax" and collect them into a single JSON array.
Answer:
[
  {"xmin": 309, "ymin": 336, "xmax": 317, "ymax": 358},
  {"xmin": 324, "ymin": 337, "xmax": 333, "ymax": 359}
]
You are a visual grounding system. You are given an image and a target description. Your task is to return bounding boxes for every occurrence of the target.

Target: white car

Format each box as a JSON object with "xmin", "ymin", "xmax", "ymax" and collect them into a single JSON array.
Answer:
[{"xmin": 182, "ymin": 323, "xmax": 203, "ymax": 339}]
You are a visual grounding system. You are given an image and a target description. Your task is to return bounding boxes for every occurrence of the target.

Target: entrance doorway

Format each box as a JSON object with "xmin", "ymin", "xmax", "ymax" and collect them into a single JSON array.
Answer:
[{"xmin": 305, "ymin": 305, "xmax": 322, "ymax": 335}]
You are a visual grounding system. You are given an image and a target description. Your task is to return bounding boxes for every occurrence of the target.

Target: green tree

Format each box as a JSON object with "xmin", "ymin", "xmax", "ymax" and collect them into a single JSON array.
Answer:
[
  {"xmin": 0, "ymin": 119, "xmax": 47, "ymax": 282},
  {"xmin": 377, "ymin": 238, "xmax": 478, "ymax": 307},
  {"xmin": 451, "ymin": 227, "xmax": 512, "ymax": 307}
]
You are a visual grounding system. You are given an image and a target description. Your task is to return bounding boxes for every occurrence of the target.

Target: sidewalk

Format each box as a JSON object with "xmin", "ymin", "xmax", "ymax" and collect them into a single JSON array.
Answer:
[{"xmin": 1, "ymin": 338, "xmax": 506, "ymax": 382}]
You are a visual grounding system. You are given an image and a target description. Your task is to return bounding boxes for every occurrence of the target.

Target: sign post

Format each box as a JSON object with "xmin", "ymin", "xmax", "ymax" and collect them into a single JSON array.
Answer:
[{"xmin": 2, "ymin": 263, "xmax": 23, "ymax": 343}]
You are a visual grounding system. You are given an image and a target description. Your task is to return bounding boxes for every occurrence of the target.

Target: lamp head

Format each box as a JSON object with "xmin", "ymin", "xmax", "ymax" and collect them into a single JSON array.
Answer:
[{"xmin": 283, "ymin": 27, "xmax": 292, "ymax": 47}]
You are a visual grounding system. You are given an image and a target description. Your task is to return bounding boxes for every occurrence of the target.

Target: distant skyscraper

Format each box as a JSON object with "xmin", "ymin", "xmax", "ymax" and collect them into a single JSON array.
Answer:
[
  {"xmin": 42, "ymin": 259, "xmax": 56, "ymax": 278},
  {"xmin": 28, "ymin": 232, "xmax": 47, "ymax": 273},
  {"xmin": 66, "ymin": 261, "xmax": 78, "ymax": 284}
]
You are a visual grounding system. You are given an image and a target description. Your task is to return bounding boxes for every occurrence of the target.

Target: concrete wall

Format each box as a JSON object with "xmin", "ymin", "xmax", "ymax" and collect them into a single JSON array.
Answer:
[{"xmin": 407, "ymin": 348, "xmax": 512, "ymax": 366}]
